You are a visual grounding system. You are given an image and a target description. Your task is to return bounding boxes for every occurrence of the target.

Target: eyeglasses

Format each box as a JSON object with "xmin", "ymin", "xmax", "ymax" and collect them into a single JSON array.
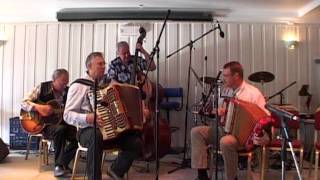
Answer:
[{"xmin": 223, "ymin": 73, "xmax": 233, "ymax": 78}]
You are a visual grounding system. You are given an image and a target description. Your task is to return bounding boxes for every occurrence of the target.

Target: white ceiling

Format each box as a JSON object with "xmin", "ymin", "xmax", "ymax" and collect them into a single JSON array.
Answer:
[{"xmin": 0, "ymin": 0, "xmax": 319, "ymax": 23}]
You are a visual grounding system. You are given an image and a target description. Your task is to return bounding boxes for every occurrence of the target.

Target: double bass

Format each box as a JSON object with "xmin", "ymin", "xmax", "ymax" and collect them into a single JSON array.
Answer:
[
  {"xmin": 138, "ymin": 73, "xmax": 171, "ymax": 161},
  {"xmin": 132, "ymin": 27, "xmax": 171, "ymax": 161}
]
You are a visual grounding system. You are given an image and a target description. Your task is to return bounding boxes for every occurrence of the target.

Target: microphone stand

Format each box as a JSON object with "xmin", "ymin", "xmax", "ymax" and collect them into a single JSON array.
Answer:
[
  {"xmin": 145, "ymin": 9, "xmax": 171, "ymax": 180},
  {"xmin": 268, "ymin": 81, "xmax": 296, "ymax": 105},
  {"xmin": 93, "ymin": 79, "xmax": 98, "ymax": 180},
  {"xmin": 167, "ymin": 22, "xmax": 223, "ymax": 174}
]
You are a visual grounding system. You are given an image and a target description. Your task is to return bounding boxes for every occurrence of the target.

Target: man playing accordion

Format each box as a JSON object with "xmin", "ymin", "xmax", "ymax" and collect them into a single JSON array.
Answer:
[{"xmin": 191, "ymin": 61, "xmax": 271, "ymax": 180}]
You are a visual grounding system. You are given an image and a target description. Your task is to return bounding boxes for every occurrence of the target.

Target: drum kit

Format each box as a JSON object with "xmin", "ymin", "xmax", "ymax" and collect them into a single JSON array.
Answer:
[{"xmin": 191, "ymin": 75, "xmax": 217, "ymax": 125}]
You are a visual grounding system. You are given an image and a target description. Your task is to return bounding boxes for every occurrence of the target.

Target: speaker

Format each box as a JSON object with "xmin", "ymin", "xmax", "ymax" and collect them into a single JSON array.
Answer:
[
  {"xmin": 57, "ymin": 8, "xmax": 213, "ymax": 22},
  {"xmin": 0, "ymin": 138, "xmax": 9, "ymax": 162}
]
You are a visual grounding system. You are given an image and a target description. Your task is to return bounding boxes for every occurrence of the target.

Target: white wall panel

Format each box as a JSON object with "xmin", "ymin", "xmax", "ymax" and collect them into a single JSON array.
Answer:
[
  {"xmin": 1, "ymin": 24, "xmax": 15, "ymax": 142},
  {"xmin": 12, "ymin": 24, "xmax": 25, "ymax": 116},
  {"xmin": 57, "ymin": 24, "xmax": 70, "ymax": 69},
  {"xmin": 24, "ymin": 25, "xmax": 36, "ymax": 95},
  {"xmin": 0, "ymin": 21, "xmax": 320, "ymax": 148},
  {"xmin": 264, "ymin": 24, "xmax": 276, "ymax": 98},
  {"xmin": 105, "ymin": 23, "xmax": 118, "ymax": 65},
  {"xmin": 69, "ymin": 24, "xmax": 81, "ymax": 82},
  {"xmin": 35, "ymin": 24, "xmax": 47, "ymax": 84},
  {"xmin": 46, "ymin": 24, "xmax": 58, "ymax": 78},
  {"xmin": 0, "ymin": 24, "xmax": 5, "ymax": 136},
  {"xmin": 81, "ymin": 23, "xmax": 93, "ymax": 75},
  {"xmin": 93, "ymin": 23, "xmax": 105, "ymax": 53}
]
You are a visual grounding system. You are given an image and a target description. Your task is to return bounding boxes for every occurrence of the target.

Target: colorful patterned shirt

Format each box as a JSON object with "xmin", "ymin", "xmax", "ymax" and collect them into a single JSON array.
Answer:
[{"xmin": 107, "ymin": 56, "xmax": 147, "ymax": 84}]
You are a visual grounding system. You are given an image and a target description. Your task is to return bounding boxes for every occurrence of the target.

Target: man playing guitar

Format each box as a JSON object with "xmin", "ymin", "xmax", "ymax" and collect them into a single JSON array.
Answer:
[{"xmin": 21, "ymin": 69, "xmax": 77, "ymax": 177}]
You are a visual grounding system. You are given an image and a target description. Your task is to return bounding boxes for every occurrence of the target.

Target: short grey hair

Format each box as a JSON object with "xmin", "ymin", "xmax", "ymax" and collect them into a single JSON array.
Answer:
[
  {"xmin": 117, "ymin": 41, "xmax": 129, "ymax": 51},
  {"xmin": 85, "ymin": 52, "xmax": 104, "ymax": 69},
  {"xmin": 52, "ymin": 69, "xmax": 69, "ymax": 81}
]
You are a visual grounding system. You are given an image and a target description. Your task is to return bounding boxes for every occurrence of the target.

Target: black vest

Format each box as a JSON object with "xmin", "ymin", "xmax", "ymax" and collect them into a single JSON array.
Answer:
[{"xmin": 38, "ymin": 81, "xmax": 68, "ymax": 106}]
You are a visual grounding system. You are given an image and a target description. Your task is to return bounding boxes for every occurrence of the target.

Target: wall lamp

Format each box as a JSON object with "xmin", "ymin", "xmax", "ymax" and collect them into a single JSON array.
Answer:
[{"xmin": 283, "ymin": 32, "xmax": 298, "ymax": 50}]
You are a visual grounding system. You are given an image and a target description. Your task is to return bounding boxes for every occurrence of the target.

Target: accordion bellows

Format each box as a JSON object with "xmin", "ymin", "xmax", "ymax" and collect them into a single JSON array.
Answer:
[
  {"xmin": 88, "ymin": 83, "xmax": 143, "ymax": 141},
  {"xmin": 224, "ymin": 98, "xmax": 269, "ymax": 147}
]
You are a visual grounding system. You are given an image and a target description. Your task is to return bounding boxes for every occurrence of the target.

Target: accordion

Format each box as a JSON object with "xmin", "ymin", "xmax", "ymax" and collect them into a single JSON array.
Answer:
[
  {"xmin": 223, "ymin": 98, "xmax": 269, "ymax": 147},
  {"xmin": 88, "ymin": 83, "xmax": 144, "ymax": 141}
]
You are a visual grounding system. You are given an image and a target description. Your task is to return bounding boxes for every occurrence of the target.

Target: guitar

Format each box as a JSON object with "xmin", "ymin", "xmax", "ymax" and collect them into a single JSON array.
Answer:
[{"xmin": 20, "ymin": 100, "xmax": 64, "ymax": 134}]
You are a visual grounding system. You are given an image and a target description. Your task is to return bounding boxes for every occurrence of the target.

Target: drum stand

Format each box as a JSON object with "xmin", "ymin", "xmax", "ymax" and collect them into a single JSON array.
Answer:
[
  {"xmin": 166, "ymin": 21, "xmax": 223, "ymax": 174},
  {"xmin": 190, "ymin": 66, "xmax": 205, "ymax": 125}
]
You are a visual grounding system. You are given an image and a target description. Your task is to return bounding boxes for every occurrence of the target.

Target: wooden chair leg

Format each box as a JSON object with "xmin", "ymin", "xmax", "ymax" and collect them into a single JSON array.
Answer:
[
  {"xmin": 246, "ymin": 153, "xmax": 252, "ymax": 180},
  {"xmin": 260, "ymin": 146, "xmax": 266, "ymax": 180},
  {"xmin": 71, "ymin": 149, "xmax": 81, "ymax": 180},
  {"xmin": 299, "ymin": 149, "xmax": 304, "ymax": 174},
  {"xmin": 315, "ymin": 150, "xmax": 319, "ymax": 180}
]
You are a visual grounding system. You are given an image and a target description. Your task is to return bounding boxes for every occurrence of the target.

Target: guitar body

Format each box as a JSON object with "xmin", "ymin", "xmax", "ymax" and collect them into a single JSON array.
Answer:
[{"xmin": 20, "ymin": 100, "xmax": 63, "ymax": 134}]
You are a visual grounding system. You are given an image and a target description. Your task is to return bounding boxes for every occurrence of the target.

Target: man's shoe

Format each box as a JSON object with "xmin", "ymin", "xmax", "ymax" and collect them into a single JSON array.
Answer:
[
  {"xmin": 107, "ymin": 167, "xmax": 124, "ymax": 180},
  {"xmin": 54, "ymin": 166, "xmax": 65, "ymax": 177},
  {"xmin": 63, "ymin": 166, "xmax": 72, "ymax": 174}
]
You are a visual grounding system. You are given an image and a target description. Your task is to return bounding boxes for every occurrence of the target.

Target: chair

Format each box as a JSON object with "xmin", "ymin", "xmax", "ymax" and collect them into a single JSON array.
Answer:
[
  {"xmin": 25, "ymin": 133, "xmax": 42, "ymax": 160},
  {"xmin": 38, "ymin": 138, "xmax": 52, "ymax": 171},
  {"xmin": 25, "ymin": 134, "xmax": 52, "ymax": 171},
  {"xmin": 159, "ymin": 87, "xmax": 183, "ymax": 132},
  {"xmin": 71, "ymin": 142, "xmax": 121, "ymax": 180},
  {"xmin": 313, "ymin": 111, "xmax": 320, "ymax": 180},
  {"xmin": 261, "ymin": 111, "xmax": 304, "ymax": 180},
  {"xmin": 208, "ymin": 145, "xmax": 254, "ymax": 180}
]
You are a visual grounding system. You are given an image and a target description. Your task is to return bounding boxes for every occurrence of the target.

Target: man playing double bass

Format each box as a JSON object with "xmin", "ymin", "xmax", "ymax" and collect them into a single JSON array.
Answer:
[
  {"xmin": 21, "ymin": 69, "xmax": 77, "ymax": 177},
  {"xmin": 107, "ymin": 41, "xmax": 155, "ymax": 84}
]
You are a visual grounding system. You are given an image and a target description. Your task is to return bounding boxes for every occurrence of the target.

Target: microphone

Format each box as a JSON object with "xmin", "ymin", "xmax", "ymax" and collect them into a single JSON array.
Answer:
[
  {"xmin": 210, "ymin": 69, "xmax": 223, "ymax": 89},
  {"xmin": 215, "ymin": 69, "xmax": 223, "ymax": 80},
  {"xmin": 217, "ymin": 21, "xmax": 225, "ymax": 38},
  {"xmin": 265, "ymin": 104, "xmax": 298, "ymax": 121}
]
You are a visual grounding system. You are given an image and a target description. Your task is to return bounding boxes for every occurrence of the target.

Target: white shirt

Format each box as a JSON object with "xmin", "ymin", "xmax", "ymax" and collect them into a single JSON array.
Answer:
[{"xmin": 63, "ymin": 75, "xmax": 94, "ymax": 129}]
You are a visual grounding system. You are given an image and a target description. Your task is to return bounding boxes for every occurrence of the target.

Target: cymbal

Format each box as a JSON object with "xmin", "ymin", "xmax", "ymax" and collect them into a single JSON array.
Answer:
[
  {"xmin": 248, "ymin": 71, "xmax": 275, "ymax": 83},
  {"xmin": 199, "ymin": 76, "xmax": 216, "ymax": 84}
]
